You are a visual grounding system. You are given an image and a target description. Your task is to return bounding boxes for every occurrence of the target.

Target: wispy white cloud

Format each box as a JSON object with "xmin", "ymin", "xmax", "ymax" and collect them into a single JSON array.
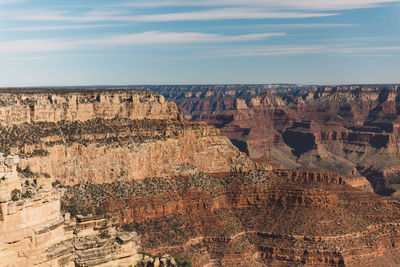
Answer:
[
  {"xmin": 261, "ymin": 23, "xmax": 356, "ymax": 28},
  {"xmin": 3, "ymin": 31, "xmax": 399, "ymax": 60},
  {"xmin": 0, "ymin": 31, "xmax": 284, "ymax": 54},
  {"xmin": 172, "ymin": 44, "xmax": 400, "ymax": 59},
  {"xmin": 338, "ymin": 54, "xmax": 396, "ymax": 58},
  {"xmin": 200, "ymin": 23, "xmax": 356, "ymax": 32},
  {"xmin": 0, "ymin": 8, "xmax": 336, "ymax": 23},
  {"xmin": 118, "ymin": 0, "xmax": 400, "ymax": 11},
  {"xmin": 131, "ymin": 8, "xmax": 336, "ymax": 22},
  {"xmin": 0, "ymin": 24, "xmax": 129, "ymax": 32},
  {"xmin": 3, "ymin": 0, "xmax": 394, "ymax": 25},
  {"xmin": 338, "ymin": 46, "xmax": 400, "ymax": 54}
]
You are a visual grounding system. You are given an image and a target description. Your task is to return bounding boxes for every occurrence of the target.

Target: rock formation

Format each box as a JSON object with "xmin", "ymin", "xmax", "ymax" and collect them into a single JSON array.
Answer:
[
  {"xmin": 0, "ymin": 88, "xmax": 180, "ymax": 125},
  {"xmin": 0, "ymin": 89, "xmax": 254, "ymax": 185},
  {"xmin": 63, "ymin": 169, "xmax": 400, "ymax": 266},
  {"xmin": 2, "ymin": 87, "xmax": 400, "ymax": 266},
  {"xmin": 149, "ymin": 84, "xmax": 305, "ymax": 120},
  {"xmin": 0, "ymin": 153, "xmax": 143, "ymax": 266},
  {"xmin": 157, "ymin": 85, "xmax": 400, "ymax": 195}
]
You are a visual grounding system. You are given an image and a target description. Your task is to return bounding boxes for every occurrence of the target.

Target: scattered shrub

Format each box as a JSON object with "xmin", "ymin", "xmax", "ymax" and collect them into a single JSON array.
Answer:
[
  {"xmin": 22, "ymin": 190, "xmax": 32, "ymax": 199},
  {"xmin": 175, "ymin": 256, "xmax": 192, "ymax": 267},
  {"xmin": 52, "ymin": 180, "xmax": 61, "ymax": 187},
  {"xmin": 122, "ymin": 223, "xmax": 135, "ymax": 232},
  {"xmin": 11, "ymin": 189, "xmax": 21, "ymax": 201},
  {"xmin": 99, "ymin": 230, "xmax": 110, "ymax": 239}
]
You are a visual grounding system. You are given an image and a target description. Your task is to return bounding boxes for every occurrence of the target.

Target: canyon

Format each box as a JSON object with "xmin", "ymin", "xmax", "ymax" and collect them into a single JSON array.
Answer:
[
  {"xmin": 63, "ymin": 169, "xmax": 400, "ymax": 266},
  {"xmin": 0, "ymin": 89, "xmax": 254, "ymax": 185},
  {"xmin": 1, "ymin": 87, "xmax": 400, "ymax": 266},
  {"xmin": 152, "ymin": 85, "xmax": 400, "ymax": 196}
]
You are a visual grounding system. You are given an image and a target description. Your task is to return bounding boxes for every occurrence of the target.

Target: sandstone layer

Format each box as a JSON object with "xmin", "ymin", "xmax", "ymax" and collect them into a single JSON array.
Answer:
[
  {"xmin": 0, "ymin": 89, "xmax": 254, "ymax": 185},
  {"xmin": 63, "ymin": 169, "xmax": 400, "ymax": 266},
  {"xmin": 150, "ymin": 84, "xmax": 304, "ymax": 120},
  {"xmin": 158, "ymin": 85, "xmax": 400, "ymax": 195},
  {"xmin": 3, "ymin": 87, "xmax": 400, "ymax": 267},
  {"xmin": 0, "ymin": 153, "xmax": 144, "ymax": 267}
]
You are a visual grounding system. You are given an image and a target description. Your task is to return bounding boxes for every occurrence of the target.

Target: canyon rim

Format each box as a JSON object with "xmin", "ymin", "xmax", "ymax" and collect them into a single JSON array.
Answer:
[
  {"xmin": 1, "ymin": 0, "xmax": 400, "ymax": 266},
  {"xmin": 0, "ymin": 87, "xmax": 400, "ymax": 266}
]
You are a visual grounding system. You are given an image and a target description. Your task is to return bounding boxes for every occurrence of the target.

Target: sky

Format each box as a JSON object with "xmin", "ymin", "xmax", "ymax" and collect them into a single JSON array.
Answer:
[{"xmin": 0, "ymin": 0, "xmax": 399, "ymax": 86}]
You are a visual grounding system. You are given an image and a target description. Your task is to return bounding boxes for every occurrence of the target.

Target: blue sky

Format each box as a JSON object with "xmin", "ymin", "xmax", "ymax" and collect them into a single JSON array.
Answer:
[{"xmin": 0, "ymin": 0, "xmax": 399, "ymax": 86}]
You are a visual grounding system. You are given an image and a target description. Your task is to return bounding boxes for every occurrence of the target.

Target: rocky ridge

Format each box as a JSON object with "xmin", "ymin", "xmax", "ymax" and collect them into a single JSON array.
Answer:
[
  {"xmin": 149, "ymin": 84, "xmax": 305, "ymax": 120},
  {"xmin": 0, "ymin": 89, "xmax": 254, "ymax": 185},
  {"xmin": 62, "ymin": 169, "xmax": 400, "ymax": 266},
  {"xmin": 159, "ymin": 85, "xmax": 400, "ymax": 195},
  {"xmin": 0, "ymin": 154, "xmax": 141, "ymax": 266},
  {"xmin": 2, "ymin": 87, "xmax": 400, "ymax": 266},
  {"xmin": 0, "ymin": 152, "xmax": 191, "ymax": 267}
]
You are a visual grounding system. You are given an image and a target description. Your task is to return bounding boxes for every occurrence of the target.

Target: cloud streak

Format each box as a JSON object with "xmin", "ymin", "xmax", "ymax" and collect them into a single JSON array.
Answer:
[
  {"xmin": 209, "ymin": 44, "xmax": 400, "ymax": 57},
  {"xmin": 119, "ymin": 0, "xmax": 400, "ymax": 11},
  {"xmin": 0, "ymin": 8, "xmax": 336, "ymax": 23},
  {"xmin": 3, "ymin": 0, "xmax": 395, "ymax": 25},
  {"xmin": 0, "ymin": 31, "xmax": 285, "ymax": 54},
  {"xmin": 131, "ymin": 8, "xmax": 336, "ymax": 22},
  {"xmin": 0, "ymin": 24, "xmax": 129, "ymax": 32}
]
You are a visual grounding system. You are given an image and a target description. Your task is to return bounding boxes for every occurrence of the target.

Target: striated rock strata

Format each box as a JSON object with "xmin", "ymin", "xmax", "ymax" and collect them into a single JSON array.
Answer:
[
  {"xmin": 2, "ymin": 86, "xmax": 400, "ymax": 266},
  {"xmin": 0, "ymin": 154, "xmax": 142, "ymax": 267},
  {"xmin": 63, "ymin": 169, "xmax": 400, "ymax": 266},
  {"xmin": 0, "ymin": 89, "xmax": 254, "ymax": 185},
  {"xmin": 160, "ymin": 85, "xmax": 400, "ymax": 195}
]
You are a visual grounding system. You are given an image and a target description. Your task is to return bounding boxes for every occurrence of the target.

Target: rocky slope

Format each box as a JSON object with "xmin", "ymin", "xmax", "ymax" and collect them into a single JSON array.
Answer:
[
  {"xmin": 3, "ymin": 87, "xmax": 400, "ymax": 266},
  {"xmin": 63, "ymin": 169, "xmax": 400, "ymax": 266},
  {"xmin": 0, "ymin": 152, "xmax": 190, "ymax": 267},
  {"xmin": 158, "ymin": 85, "xmax": 400, "ymax": 195},
  {"xmin": 0, "ymin": 88, "xmax": 254, "ymax": 185}
]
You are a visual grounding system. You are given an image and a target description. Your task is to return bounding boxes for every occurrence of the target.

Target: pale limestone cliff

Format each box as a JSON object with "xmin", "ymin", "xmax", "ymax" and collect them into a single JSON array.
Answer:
[
  {"xmin": 0, "ymin": 157, "xmax": 142, "ymax": 266},
  {"xmin": 0, "ymin": 89, "xmax": 256, "ymax": 185},
  {"xmin": 0, "ymin": 154, "xmax": 21, "ymax": 202},
  {"xmin": 0, "ymin": 90, "xmax": 180, "ymax": 125},
  {"xmin": 18, "ymin": 128, "xmax": 254, "ymax": 185}
]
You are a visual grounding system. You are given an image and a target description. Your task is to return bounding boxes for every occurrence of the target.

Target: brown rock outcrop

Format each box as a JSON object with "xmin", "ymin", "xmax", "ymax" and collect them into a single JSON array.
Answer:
[
  {"xmin": 158, "ymin": 84, "xmax": 400, "ymax": 195},
  {"xmin": 63, "ymin": 169, "xmax": 400, "ymax": 266},
  {"xmin": 2, "ymin": 86, "xmax": 400, "ymax": 266},
  {"xmin": 0, "ymin": 89, "xmax": 180, "ymax": 125},
  {"xmin": 0, "ymin": 155, "xmax": 142, "ymax": 267},
  {"xmin": 0, "ymin": 89, "xmax": 255, "ymax": 185}
]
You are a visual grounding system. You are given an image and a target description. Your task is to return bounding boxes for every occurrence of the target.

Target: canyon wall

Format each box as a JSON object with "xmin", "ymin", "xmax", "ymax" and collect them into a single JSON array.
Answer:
[
  {"xmin": 0, "ymin": 154, "xmax": 142, "ymax": 267},
  {"xmin": 3, "ymin": 87, "xmax": 400, "ymax": 266},
  {"xmin": 0, "ymin": 89, "xmax": 255, "ymax": 185},
  {"xmin": 156, "ymin": 85, "xmax": 400, "ymax": 195},
  {"xmin": 149, "ymin": 84, "xmax": 305, "ymax": 120},
  {"xmin": 63, "ymin": 169, "xmax": 400, "ymax": 266},
  {"xmin": 0, "ymin": 89, "xmax": 180, "ymax": 125}
]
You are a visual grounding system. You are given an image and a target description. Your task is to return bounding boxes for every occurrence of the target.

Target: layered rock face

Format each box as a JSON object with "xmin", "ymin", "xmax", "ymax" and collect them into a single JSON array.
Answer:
[
  {"xmin": 0, "ymin": 88, "xmax": 180, "ymax": 124},
  {"xmin": 0, "ymin": 154, "xmax": 142, "ymax": 267},
  {"xmin": 160, "ymin": 85, "xmax": 400, "ymax": 195},
  {"xmin": 4, "ymin": 86, "xmax": 400, "ymax": 266},
  {"xmin": 63, "ymin": 169, "xmax": 400, "ymax": 266},
  {"xmin": 0, "ymin": 89, "xmax": 254, "ymax": 185},
  {"xmin": 149, "ymin": 84, "xmax": 305, "ymax": 120}
]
